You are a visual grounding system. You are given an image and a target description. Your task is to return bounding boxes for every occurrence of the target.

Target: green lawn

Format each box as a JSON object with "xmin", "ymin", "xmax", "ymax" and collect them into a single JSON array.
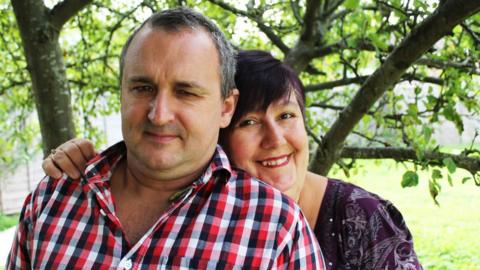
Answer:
[
  {"xmin": 331, "ymin": 160, "xmax": 480, "ymax": 270},
  {"xmin": 0, "ymin": 214, "xmax": 18, "ymax": 231}
]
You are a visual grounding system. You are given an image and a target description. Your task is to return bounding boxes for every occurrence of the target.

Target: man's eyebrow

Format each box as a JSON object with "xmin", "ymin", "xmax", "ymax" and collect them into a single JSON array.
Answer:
[
  {"xmin": 127, "ymin": 76, "xmax": 155, "ymax": 84},
  {"xmin": 175, "ymin": 80, "xmax": 208, "ymax": 91}
]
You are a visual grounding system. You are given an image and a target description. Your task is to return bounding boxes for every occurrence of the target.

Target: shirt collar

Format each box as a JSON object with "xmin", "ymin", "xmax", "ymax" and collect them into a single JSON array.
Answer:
[{"xmin": 82, "ymin": 141, "xmax": 232, "ymax": 187}]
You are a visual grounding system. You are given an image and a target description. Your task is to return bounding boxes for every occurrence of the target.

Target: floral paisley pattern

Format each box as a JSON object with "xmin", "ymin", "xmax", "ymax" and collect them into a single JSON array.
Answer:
[{"xmin": 314, "ymin": 179, "xmax": 422, "ymax": 269}]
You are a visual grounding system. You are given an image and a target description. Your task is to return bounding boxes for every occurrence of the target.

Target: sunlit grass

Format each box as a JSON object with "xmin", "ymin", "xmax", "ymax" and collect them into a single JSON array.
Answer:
[
  {"xmin": 330, "ymin": 159, "xmax": 480, "ymax": 270},
  {"xmin": 0, "ymin": 214, "xmax": 18, "ymax": 231}
]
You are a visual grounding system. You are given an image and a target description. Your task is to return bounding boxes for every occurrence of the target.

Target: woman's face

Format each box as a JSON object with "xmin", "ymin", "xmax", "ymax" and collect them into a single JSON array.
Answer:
[{"xmin": 225, "ymin": 94, "xmax": 309, "ymax": 200}]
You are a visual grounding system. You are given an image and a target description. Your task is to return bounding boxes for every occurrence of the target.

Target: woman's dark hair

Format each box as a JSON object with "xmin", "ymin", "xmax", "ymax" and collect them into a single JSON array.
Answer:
[
  {"xmin": 220, "ymin": 50, "xmax": 305, "ymax": 144},
  {"xmin": 230, "ymin": 50, "xmax": 305, "ymax": 126}
]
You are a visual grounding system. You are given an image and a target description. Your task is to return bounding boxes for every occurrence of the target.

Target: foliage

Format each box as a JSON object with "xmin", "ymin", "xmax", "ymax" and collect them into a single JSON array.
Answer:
[
  {"xmin": 0, "ymin": 0, "xmax": 479, "ymax": 200},
  {"xmin": 0, "ymin": 2, "xmax": 40, "ymax": 175},
  {"xmin": 0, "ymin": 214, "xmax": 18, "ymax": 231}
]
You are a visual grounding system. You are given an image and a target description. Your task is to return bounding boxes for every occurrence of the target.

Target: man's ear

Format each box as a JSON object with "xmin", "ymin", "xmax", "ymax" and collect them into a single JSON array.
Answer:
[{"xmin": 220, "ymin": 88, "xmax": 239, "ymax": 128}]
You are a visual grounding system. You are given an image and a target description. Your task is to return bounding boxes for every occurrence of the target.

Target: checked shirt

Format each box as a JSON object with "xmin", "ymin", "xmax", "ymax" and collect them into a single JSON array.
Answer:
[{"xmin": 7, "ymin": 142, "xmax": 324, "ymax": 269}]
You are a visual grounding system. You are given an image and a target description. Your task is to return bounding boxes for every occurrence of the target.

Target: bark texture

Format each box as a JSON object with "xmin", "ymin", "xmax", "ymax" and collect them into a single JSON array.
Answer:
[{"xmin": 11, "ymin": 0, "xmax": 91, "ymax": 156}]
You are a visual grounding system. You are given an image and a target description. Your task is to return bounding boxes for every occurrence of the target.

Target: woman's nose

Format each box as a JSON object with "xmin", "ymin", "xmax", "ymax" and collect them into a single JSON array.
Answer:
[{"xmin": 260, "ymin": 121, "xmax": 286, "ymax": 149}]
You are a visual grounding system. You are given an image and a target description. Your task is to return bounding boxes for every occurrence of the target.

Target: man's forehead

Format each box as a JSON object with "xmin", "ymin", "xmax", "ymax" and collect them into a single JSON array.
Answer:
[
  {"xmin": 122, "ymin": 26, "xmax": 221, "ymax": 93},
  {"xmin": 125, "ymin": 26, "xmax": 218, "ymax": 64}
]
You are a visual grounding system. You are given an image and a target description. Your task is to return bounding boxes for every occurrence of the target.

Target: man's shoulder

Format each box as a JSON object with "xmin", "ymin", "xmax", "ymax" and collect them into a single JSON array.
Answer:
[
  {"xmin": 224, "ymin": 168, "xmax": 300, "ymax": 217},
  {"xmin": 20, "ymin": 175, "xmax": 83, "ymax": 221},
  {"xmin": 229, "ymin": 168, "xmax": 291, "ymax": 196}
]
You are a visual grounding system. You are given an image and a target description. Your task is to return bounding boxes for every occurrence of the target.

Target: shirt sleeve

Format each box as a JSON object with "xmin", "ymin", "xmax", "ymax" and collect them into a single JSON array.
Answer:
[
  {"xmin": 276, "ymin": 206, "xmax": 325, "ymax": 269},
  {"xmin": 6, "ymin": 193, "xmax": 33, "ymax": 270}
]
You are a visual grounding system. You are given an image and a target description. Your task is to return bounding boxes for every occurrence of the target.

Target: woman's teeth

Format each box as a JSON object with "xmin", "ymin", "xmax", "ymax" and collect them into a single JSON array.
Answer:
[{"xmin": 261, "ymin": 156, "xmax": 288, "ymax": 167}]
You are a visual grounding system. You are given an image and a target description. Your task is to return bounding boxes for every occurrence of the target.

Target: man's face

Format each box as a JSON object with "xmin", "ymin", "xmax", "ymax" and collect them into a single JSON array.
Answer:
[{"xmin": 120, "ymin": 27, "xmax": 237, "ymax": 181}]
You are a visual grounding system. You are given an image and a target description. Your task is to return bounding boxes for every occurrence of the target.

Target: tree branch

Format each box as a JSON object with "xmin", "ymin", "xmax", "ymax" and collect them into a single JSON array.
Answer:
[
  {"xmin": 351, "ymin": 131, "xmax": 392, "ymax": 146},
  {"xmin": 50, "ymin": 0, "xmax": 93, "ymax": 30},
  {"xmin": 301, "ymin": 0, "xmax": 321, "ymax": 41},
  {"xmin": 310, "ymin": 0, "xmax": 480, "ymax": 175},
  {"xmin": 461, "ymin": 22, "xmax": 480, "ymax": 46},
  {"xmin": 207, "ymin": 0, "xmax": 290, "ymax": 53},
  {"xmin": 305, "ymin": 76, "xmax": 368, "ymax": 92},
  {"xmin": 313, "ymin": 37, "xmax": 395, "ymax": 58},
  {"xmin": 310, "ymin": 103, "xmax": 403, "ymax": 121},
  {"xmin": 415, "ymin": 57, "xmax": 480, "ymax": 75},
  {"xmin": 0, "ymin": 80, "xmax": 30, "ymax": 96},
  {"xmin": 290, "ymin": 0, "xmax": 303, "ymax": 25},
  {"xmin": 340, "ymin": 147, "xmax": 480, "ymax": 174},
  {"xmin": 305, "ymin": 73, "xmax": 443, "ymax": 92}
]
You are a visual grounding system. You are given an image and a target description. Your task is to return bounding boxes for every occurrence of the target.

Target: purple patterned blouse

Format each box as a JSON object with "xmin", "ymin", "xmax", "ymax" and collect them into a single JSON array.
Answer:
[{"xmin": 314, "ymin": 179, "xmax": 422, "ymax": 269}]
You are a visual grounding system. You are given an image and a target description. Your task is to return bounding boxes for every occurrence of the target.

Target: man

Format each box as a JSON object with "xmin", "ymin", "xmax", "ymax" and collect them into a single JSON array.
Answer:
[{"xmin": 7, "ymin": 8, "xmax": 324, "ymax": 269}]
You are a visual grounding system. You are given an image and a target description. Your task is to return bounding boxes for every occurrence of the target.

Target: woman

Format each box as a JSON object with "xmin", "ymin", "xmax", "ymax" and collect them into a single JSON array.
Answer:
[{"xmin": 43, "ymin": 50, "xmax": 421, "ymax": 269}]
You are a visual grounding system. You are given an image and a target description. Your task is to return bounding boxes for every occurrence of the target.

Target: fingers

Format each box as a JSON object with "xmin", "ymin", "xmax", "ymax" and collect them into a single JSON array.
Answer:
[
  {"xmin": 42, "ymin": 154, "xmax": 63, "ymax": 179},
  {"xmin": 55, "ymin": 139, "xmax": 93, "ymax": 179},
  {"xmin": 70, "ymin": 138, "xmax": 97, "ymax": 161},
  {"xmin": 42, "ymin": 138, "xmax": 97, "ymax": 179},
  {"xmin": 50, "ymin": 147, "xmax": 83, "ymax": 179}
]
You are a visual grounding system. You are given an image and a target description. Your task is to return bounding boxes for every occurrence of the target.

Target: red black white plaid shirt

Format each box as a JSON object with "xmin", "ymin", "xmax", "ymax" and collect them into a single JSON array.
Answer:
[{"xmin": 7, "ymin": 142, "xmax": 324, "ymax": 269}]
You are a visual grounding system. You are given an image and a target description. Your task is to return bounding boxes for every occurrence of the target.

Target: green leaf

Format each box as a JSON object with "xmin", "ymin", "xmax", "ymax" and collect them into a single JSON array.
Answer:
[
  {"xmin": 407, "ymin": 104, "xmax": 418, "ymax": 117},
  {"xmin": 344, "ymin": 0, "xmax": 360, "ymax": 9},
  {"xmin": 429, "ymin": 179, "xmax": 440, "ymax": 205},
  {"xmin": 423, "ymin": 126, "xmax": 433, "ymax": 141},
  {"xmin": 401, "ymin": 171, "xmax": 419, "ymax": 187},
  {"xmin": 443, "ymin": 105, "xmax": 456, "ymax": 121},
  {"xmin": 442, "ymin": 158, "xmax": 456, "ymax": 174},
  {"xmin": 432, "ymin": 169, "xmax": 442, "ymax": 180},
  {"xmin": 462, "ymin": 177, "xmax": 471, "ymax": 184},
  {"xmin": 447, "ymin": 174, "xmax": 453, "ymax": 186},
  {"xmin": 367, "ymin": 33, "xmax": 388, "ymax": 51}
]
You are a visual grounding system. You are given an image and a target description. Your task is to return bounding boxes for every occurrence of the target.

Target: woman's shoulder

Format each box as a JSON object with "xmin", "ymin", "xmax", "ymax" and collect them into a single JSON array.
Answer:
[
  {"xmin": 324, "ymin": 178, "xmax": 421, "ymax": 269},
  {"xmin": 327, "ymin": 178, "xmax": 388, "ymax": 213},
  {"xmin": 326, "ymin": 178, "xmax": 410, "ymax": 235}
]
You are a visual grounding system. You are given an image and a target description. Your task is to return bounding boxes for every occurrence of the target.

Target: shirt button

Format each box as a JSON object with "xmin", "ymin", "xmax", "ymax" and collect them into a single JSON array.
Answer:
[{"xmin": 124, "ymin": 259, "xmax": 132, "ymax": 270}]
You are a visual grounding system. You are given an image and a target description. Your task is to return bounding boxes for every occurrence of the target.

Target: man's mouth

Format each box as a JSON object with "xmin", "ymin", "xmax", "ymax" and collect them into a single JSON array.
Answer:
[{"xmin": 145, "ymin": 131, "xmax": 178, "ymax": 143}]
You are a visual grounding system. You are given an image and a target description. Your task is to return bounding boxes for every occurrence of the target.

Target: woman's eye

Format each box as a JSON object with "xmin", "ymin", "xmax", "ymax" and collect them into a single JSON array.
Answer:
[
  {"xmin": 238, "ymin": 119, "xmax": 257, "ymax": 127},
  {"xmin": 280, "ymin": 112, "xmax": 294, "ymax": 120}
]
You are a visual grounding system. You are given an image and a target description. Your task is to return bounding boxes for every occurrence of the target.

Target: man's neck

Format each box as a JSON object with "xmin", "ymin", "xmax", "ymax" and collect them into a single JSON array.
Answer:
[{"xmin": 109, "ymin": 158, "xmax": 202, "ymax": 245}]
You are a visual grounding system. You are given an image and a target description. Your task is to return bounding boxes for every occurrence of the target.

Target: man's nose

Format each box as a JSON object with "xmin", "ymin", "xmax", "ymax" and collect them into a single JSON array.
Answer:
[
  {"xmin": 261, "ymin": 121, "xmax": 286, "ymax": 149},
  {"xmin": 148, "ymin": 91, "xmax": 175, "ymax": 125}
]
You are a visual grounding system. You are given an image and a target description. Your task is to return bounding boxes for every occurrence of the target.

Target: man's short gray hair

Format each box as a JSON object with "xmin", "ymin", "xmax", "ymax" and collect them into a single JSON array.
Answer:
[{"xmin": 119, "ymin": 8, "xmax": 236, "ymax": 98}]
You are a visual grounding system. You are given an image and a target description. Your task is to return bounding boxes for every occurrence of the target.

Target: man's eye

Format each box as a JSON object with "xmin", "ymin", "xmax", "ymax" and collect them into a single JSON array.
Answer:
[
  {"xmin": 238, "ymin": 119, "xmax": 257, "ymax": 127},
  {"xmin": 176, "ymin": 89, "xmax": 196, "ymax": 97},
  {"xmin": 132, "ymin": 85, "xmax": 154, "ymax": 93}
]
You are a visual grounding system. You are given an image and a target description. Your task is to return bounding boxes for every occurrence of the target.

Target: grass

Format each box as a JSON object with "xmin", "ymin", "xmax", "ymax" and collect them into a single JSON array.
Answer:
[
  {"xmin": 0, "ymin": 214, "xmax": 18, "ymax": 231},
  {"xmin": 331, "ymin": 160, "xmax": 480, "ymax": 270}
]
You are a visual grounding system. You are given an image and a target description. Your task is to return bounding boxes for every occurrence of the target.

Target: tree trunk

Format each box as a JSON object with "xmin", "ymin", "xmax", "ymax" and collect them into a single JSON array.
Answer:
[{"xmin": 11, "ymin": 0, "xmax": 75, "ymax": 156}]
